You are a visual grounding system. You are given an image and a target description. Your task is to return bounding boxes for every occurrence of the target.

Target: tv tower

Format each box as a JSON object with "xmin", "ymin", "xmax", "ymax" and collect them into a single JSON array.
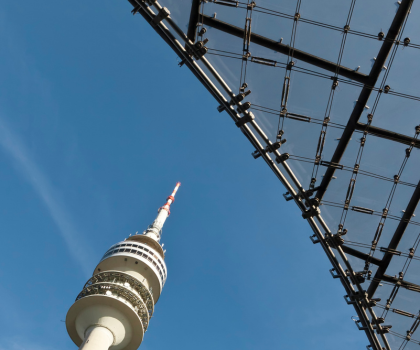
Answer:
[{"xmin": 66, "ymin": 182, "xmax": 181, "ymax": 350}]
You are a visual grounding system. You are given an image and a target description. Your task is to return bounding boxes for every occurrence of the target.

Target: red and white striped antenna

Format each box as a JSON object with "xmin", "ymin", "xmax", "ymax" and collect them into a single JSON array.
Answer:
[
  {"xmin": 144, "ymin": 182, "xmax": 181, "ymax": 242},
  {"xmin": 159, "ymin": 182, "xmax": 181, "ymax": 215}
]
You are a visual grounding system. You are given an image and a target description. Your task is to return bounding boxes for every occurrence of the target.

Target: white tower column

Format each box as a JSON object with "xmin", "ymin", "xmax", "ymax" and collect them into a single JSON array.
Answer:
[{"xmin": 79, "ymin": 325, "xmax": 114, "ymax": 350}]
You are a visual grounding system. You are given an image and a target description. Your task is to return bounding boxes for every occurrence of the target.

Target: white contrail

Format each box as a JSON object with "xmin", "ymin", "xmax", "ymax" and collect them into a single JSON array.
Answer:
[{"xmin": 0, "ymin": 117, "xmax": 92, "ymax": 276}]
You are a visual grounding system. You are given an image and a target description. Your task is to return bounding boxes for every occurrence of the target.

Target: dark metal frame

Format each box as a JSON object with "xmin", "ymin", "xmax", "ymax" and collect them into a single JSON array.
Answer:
[
  {"xmin": 368, "ymin": 180, "xmax": 420, "ymax": 298},
  {"xmin": 356, "ymin": 123, "xmax": 420, "ymax": 148},
  {"xmin": 124, "ymin": 1, "xmax": 416, "ymax": 349},
  {"xmin": 315, "ymin": 0, "xmax": 413, "ymax": 202},
  {"xmin": 342, "ymin": 245, "xmax": 382, "ymax": 266}
]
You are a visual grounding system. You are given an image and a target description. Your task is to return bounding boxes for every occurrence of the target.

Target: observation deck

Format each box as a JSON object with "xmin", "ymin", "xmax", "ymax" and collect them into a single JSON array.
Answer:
[
  {"xmin": 66, "ymin": 237, "xmax": 164, "ymax": 350},
  {"xmin": 96, "ymin": 238, "xmax": 167, "ymax": 300}
]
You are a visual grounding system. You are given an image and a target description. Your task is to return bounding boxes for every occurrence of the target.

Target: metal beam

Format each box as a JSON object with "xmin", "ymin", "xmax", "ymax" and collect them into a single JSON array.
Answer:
[
  {"xmin": 368, "ymin": 180, "xmax": 420, "ymax": 298},
  {"xmin": 187, "ymin": 0, "xmax": 201, "ymax": 43},
  {"xmin": 382, "ymin": 274, "xmax": 420, "ymax": 293},
  {"xmin": 356, "ymin": 123, "xmax": 420, "ymax": 148},
  {"xmin": 315, "ymin": 0, "xmax": 413, "ymax": 203},
  {"xmin": 341, "ymin": 245, "xmax": 382, "ymax": 266},
  {"xmin": 200, "ymin": 15, "xmax": 369, "ymax": 84}
]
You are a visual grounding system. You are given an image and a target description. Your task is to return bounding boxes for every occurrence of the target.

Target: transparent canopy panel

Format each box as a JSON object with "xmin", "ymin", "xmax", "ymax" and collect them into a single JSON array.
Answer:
[{"xmin": 127, "ymin": 0, "xmax": 420, "ymax": 349}]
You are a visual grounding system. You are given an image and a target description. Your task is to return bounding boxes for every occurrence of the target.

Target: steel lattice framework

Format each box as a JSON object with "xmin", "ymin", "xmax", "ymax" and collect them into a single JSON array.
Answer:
[{"xmin": 122, "ymin": 1, "xmax": 420, "ymax": 349}]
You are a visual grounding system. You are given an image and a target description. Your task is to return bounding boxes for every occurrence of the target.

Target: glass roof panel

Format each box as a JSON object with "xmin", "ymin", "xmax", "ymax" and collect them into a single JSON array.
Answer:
[
  {"xmin": 351, "ymin": 0, "xmax": 400, "ymax": 34},
  {"xmin": 138, "ymin": 0, "xmax": 420, "ymax": 348},
  {"xmin": 299, "ymin": 0, "xmax": 351, "ymax": 27},
  {"xmin": 163, "ymin": 0, "xmax": 191, "ymax": 28}
]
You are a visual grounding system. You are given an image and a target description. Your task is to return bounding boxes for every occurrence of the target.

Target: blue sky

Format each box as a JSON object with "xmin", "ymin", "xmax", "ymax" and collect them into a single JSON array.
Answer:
[{"xmin": 0, "ymin": 1, "xmax": 414, "ymax": 349}]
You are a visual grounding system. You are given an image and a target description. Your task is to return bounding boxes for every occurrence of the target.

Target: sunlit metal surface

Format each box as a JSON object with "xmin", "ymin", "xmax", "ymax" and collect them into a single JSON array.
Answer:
[{"xmin": 124, "ymin": 1, "xmax": 420, "ymax": 349}]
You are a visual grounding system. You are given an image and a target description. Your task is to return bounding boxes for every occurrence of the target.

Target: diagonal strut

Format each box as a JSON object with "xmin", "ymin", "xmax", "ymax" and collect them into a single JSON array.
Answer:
[
  {"xmin": 368, "ymin": 181, "xmax": 420, "ymax": 298},
  {"xmin": 314, "ymin": 0, "xmax": 413, "ymax": 202}
]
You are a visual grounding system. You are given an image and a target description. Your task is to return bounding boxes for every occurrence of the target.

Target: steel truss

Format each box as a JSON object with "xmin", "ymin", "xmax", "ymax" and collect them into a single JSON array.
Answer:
[
  {"xmin": 314, "ymin": 0, "xmax": 414, "ymax": 202},
  {"xmin": 125, "ymin": 1, "xmax": 417, "ymax": 349}
]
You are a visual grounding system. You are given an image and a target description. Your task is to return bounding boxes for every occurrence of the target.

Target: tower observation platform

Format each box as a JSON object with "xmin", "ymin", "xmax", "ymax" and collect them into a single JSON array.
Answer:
[{"xmin": 66, "ymin": 182, "xmax": 181, "ymax": 350}]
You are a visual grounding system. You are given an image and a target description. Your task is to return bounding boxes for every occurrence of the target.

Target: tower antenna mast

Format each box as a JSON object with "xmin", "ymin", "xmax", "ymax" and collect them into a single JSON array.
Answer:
[{"xmin": 144, "ymin": 182, "xmax": 181, "ymax": 242}]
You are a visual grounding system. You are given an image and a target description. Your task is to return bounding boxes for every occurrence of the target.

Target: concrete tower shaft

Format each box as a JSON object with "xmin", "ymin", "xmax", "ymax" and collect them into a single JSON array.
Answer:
[{"xmin": 66, "ymin": 183, "xmax": 180, "ymax": 350}]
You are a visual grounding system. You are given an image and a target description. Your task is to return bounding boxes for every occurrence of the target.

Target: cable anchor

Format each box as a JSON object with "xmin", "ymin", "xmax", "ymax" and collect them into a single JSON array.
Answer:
[
  {"xmin": 230, "ymin": 90, "xmax": 251, "ymax": 105},
  {"xmin": 302, "ymin": 206, "xmax": 321, "ymax": 219},
  {"xmin": 186, "ymin": 38, "xmax": 209, "ymax": 60},
  {"xmin": 151, "ymin": 7, "xmax": 170, "ymax": 27},
  {"xmin": 251, "ymin": 139, "xmax": 286, "ymax": 159},
  {"xmin": 235, "ymin": 111, "xmax": 254, "ymax": 127},
  {"xmin": 247, "ymin": 1, "xmax": 256, "ymax": 9},
  {"xmin": 275, "ymin": 153, "xmax": 289, "ymax": 164}
]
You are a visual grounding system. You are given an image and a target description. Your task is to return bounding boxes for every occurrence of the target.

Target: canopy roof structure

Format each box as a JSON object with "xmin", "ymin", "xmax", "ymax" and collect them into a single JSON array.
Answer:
[{"xmin": 125, "ymin": 1, "xmax": 420, "ymax": 349}]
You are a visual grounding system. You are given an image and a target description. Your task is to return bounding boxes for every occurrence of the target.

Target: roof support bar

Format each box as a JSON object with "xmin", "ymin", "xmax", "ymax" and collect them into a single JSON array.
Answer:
[
  {"xmin": 368, "ymin": 181, "xmax": 420, "ymax": 298},
  {"xmin": 200, "ymin": 15, "xmax": 369, "ymax": 84},
  {"xmin": 382, "ymin": 274, "xmax": 420, "ymax": 293},
  {"xmin": 341, "ymin": 245, "xmax": 382, "ymax": 266},
  {"xmin": 187, "ymin": 0, "xmax": 201, "ymax": 43},
  {"xmin": 355, "ymin": 123, "xmax": 420, "ymax": 148},
  {"xmin": 315, "ymin": 0, "xmax": 413, "ymax": 202}
]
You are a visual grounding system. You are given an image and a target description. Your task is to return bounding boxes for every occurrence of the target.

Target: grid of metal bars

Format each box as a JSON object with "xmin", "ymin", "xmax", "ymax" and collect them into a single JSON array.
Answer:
[{"xmin": 124, "ymin": 1, "xmax": 419, "ymax": 349}]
